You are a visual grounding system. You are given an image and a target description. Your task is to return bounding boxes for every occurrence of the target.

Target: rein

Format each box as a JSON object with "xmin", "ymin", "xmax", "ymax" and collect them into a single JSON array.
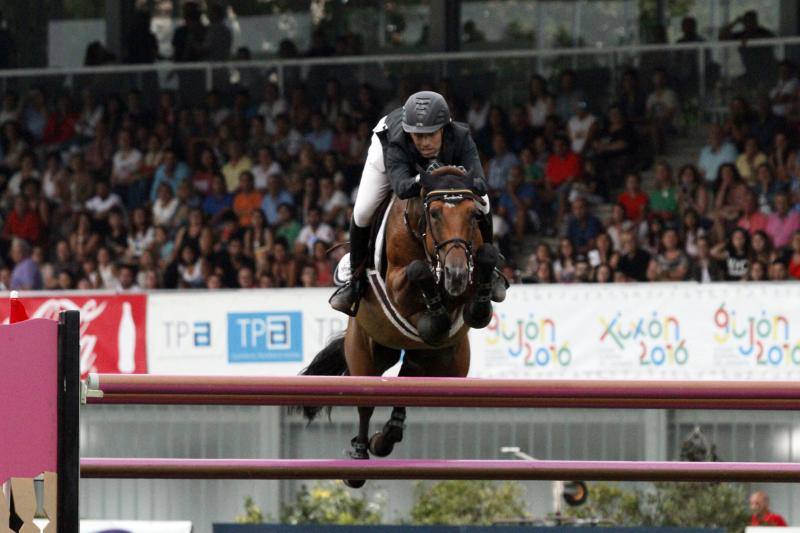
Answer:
[{"xmin": 404, "ymin": 188, "xmax": 485, "ymax": 285}]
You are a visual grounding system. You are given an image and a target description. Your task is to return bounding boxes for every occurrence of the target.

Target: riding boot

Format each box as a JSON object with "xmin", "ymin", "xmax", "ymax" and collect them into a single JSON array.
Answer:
[
  {"xmin": 330, "ymin": 221, "xmax": 371, "ymax": 316},
  {"xmin": 478, "ymin": 212, "xmax": 509, "ymax": 303}
]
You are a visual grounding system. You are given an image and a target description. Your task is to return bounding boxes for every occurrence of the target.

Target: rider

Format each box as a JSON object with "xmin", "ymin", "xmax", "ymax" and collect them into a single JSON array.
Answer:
[{"xmin": 330, "ymin": 90, "xmax": 506, "ymax": 316}]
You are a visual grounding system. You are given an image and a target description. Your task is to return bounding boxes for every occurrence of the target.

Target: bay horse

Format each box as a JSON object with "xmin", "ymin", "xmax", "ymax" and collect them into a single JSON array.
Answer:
[{"xmin": 299, "ymin": 166, "xmax": 499, "ymax": 488}]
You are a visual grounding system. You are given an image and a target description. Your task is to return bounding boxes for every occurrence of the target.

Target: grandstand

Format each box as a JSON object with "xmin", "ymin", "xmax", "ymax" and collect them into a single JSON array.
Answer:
[{"xmin": 4, "ymin": 0, "xmax": 800, "ymax": 531}]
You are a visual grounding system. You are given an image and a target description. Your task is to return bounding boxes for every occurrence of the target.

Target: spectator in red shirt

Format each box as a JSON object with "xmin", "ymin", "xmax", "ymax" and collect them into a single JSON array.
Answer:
[
  {"xmin": 3, "ymin": 195, "xmax": 43, "ymax": 244},
  {"xmin": 545, "ymin": 134, "xmax": 582, "ymax": 223},
  {"xmin": 749, "ymin": 490, "xmax": 787, "ymax": 527},
  {"xmin": 43, "ymin": 93, "xmax": 78, "ymax": 148},
  {"xmin": 617, "ymin": 172, "xmax": 649, "ymax": 222},
  {"xmin": 737, "ymin": 188, "xmax": 768, "ymax": 235}
]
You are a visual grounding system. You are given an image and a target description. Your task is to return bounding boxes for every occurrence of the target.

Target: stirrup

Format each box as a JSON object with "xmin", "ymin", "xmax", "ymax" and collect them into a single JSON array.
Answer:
[{"xmin": 329, "ymin": 282, "xmax": 361, "ymax": 317}]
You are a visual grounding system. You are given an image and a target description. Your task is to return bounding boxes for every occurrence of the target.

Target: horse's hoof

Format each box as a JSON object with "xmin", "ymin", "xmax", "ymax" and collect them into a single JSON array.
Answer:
[
  {"xmin": 464, "ymin": 301, "xmax": 493, "ymax": 329},
  {"xmin": 344, "ymin": 478, "xmax": 366, "ymax": 489},
  {"xmin": 369, "ymin": 427, "xmax": 403, "ymax": 457},
  {"xmin": 418, "ymin": 312, "xmax": 451, "ymax": 346}
]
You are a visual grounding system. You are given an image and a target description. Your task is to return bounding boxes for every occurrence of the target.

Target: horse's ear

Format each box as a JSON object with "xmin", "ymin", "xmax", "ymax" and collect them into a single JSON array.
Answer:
[{"xmin": 429, "ymin": 165, "xmax": 467, "ymax": 178}]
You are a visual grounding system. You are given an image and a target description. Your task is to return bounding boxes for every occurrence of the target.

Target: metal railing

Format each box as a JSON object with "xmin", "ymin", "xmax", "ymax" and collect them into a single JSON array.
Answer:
[{"xmin": 2, "ymin": 35, "xmax": 799, "ymax": 109}]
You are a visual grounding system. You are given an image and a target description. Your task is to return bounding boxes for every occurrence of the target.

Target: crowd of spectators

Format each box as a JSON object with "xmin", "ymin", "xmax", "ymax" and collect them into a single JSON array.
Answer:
[{"xmin": 1, "ymin": 13, "xmax": 800, "ymax": 291}]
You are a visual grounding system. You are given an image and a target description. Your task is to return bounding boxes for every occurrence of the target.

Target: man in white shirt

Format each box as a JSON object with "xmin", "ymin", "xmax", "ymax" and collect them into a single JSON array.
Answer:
[
  {"xmin": 567, "ymin": 100, "xmax": 597, "ymax": 155},
  {"xmin": 85, "ymin": 181, "xmax": 122, "ymax": 220},
  {"xmin": 257, "ymin": 82, "xmax": 288, "ymax": 136},
  {"xmin": 296, "ymin": 206, "xmax": 335, "ymax": 254},
  {"xmin": 770, "ymin": 60, "xmax": 798, "ymax": 117},
  {"xmin": 251, "ymin": 146, "xmax": 283, "ymax": 190}
]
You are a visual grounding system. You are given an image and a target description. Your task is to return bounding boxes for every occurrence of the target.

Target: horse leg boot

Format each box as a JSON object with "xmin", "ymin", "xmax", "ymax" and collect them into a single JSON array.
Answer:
[
  {"xmin": 330, "ymin": 220, "xmax": 371, "ymax": 316},
  {"xmin": 345, "ymin": 405, "xmax": 373, "ymax": 489},
  {"xmin": 478, "ymin": 213, "xmax": 509, "ymax": 303},
  {"xmin": 406, "ymin": 260, "xmax": 451, "ymax": 346},
  {"xmin": 369, "ymin": 407, "xmax": 406, "ymax": 457},
  {"xmin": 464, "ymin": 244, "xmax": 498, "ymax": 329}
]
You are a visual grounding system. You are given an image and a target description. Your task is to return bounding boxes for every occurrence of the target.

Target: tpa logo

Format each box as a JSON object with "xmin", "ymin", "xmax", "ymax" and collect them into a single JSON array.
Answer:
[{"xmin": 227, "ymin": 311, "xmax": 303, "ymax": 362}]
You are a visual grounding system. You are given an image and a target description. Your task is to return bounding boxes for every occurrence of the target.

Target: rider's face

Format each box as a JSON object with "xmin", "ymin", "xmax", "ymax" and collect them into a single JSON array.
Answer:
[{"xmin": 410, "ymin": 129, "xmax": 443, "ymax": 159}]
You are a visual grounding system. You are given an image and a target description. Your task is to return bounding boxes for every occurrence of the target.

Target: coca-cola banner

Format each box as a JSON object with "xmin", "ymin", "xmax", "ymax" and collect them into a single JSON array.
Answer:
[{"xmin": 0, "ymin": 293, "xmax": 147, "ymax": 377}]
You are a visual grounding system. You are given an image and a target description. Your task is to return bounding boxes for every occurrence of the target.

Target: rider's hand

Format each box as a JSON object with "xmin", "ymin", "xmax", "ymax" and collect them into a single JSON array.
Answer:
[{"xmin": 471, "ymin": 178, "xmax": 488, "ymax": 196}]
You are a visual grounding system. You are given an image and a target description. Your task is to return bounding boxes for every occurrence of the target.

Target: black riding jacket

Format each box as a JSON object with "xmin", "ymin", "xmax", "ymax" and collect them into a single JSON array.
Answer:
[{"xmin": 376, "ymin": 107, "xmax": 487, "ymax": 199}]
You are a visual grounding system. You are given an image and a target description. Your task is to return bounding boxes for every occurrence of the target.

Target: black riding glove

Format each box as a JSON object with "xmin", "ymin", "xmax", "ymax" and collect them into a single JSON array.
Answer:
[
  {"xmin": 396, "ymin": 175, "xmax": 422, "ymax": 199},
  {"xmin": 471, "ymin": 178, "xmax": 488, "ymax": 196}
]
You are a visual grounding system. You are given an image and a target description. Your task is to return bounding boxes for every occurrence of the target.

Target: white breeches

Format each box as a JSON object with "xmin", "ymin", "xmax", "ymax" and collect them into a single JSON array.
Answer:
[{"xmin": 352, "ymin": 131, "xmax": 491, "ymax": 229}]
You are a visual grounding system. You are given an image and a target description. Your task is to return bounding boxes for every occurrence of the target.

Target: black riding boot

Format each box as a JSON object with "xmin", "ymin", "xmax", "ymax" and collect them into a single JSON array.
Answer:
[
  {"xmin": 330, "ymin": 221, "xmax": 371, "ymax": 316},
  {"xmin": 478, "ymin": 212, "xmax": 508, "ymax": 303}
]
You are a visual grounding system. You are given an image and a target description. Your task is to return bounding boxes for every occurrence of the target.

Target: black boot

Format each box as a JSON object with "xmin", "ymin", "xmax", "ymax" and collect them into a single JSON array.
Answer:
[
  {"xmin": 478, "ymin": 212, "xmax": 508, "ymax": 303},
  {"xmin": 330, "ymin": 221, "xmax": 371, "ymax": 316}
]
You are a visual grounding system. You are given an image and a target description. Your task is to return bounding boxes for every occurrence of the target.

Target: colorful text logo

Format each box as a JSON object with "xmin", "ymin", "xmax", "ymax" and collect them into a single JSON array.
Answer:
[
  {"xmin": 713, "ymin": 304, "xmax": 800, "ymax": 365},
  {"xmin": 484, "ymin": 313, "xmax": 571, "ymax": 367},
  {"xmin": 600, "ymin": 312, "xmax": 688, "ymax": 366}
]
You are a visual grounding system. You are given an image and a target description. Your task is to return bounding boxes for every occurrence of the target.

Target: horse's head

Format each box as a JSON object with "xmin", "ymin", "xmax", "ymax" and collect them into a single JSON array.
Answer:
[{"xmin": 420, "ymin": 166, "xmax": 485, "ymax": 297}]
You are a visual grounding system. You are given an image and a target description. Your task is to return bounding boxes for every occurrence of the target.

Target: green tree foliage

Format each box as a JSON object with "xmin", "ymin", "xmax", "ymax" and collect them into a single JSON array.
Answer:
[
  {"xmin": 235, "ymin": 496, "xmax": 266, "ymax": 524},
  {"xmin": 565, "ymin": 482, "xmax": 749, "ymax": 533},
  {"xmin": 280, "ymin": 481, "xmax": 383, "ymax": 525},
  {"xmin": 409, "ymin": 480, "xmax": 529, "ymax": 525}
]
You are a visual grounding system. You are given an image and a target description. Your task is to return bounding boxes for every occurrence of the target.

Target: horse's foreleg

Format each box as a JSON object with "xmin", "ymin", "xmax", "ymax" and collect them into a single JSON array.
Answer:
[
  {"xmin": 343, "ymin": 320, "xmax": 374, "ymax": 488},
  {"xmin": 406, "ymin": 260, "xmax": 451, "ymax": 345},
  {"xmin": 464, "ymin": 243, "xmax": 498, "ymax": 329}
]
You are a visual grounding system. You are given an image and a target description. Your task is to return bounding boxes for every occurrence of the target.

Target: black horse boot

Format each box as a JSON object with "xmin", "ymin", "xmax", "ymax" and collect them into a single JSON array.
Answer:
[
  {"xmin": 478, "ymin": 212, "xmax": 509, "ymax": 302},
  {"xmin": 330, "ymin": 221, "xmax": 371, "ymax": 316}
]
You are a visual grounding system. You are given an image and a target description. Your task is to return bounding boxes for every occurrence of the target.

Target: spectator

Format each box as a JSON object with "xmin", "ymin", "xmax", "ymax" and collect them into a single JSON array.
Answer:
[
  {"xmin": 85, "ymin": 180, "xmax": 122, "ymax": 221},
  {"xmin": 688, "ymin": 236, "xmax": 724, "ymax": 282},
  {"xmin": 115, "ymin": 263, "xmax": 141, "ymax": 291},
  {"xmin": 318, "ymin": 176, "xmax": 349, "ymax": 228},
  {"xmin": 252, "ymin": 146, "xmax": 282, "ymax": 191},
  {"xmin": 617, "ymin": 229, "xmax": 651, "ymax": 281},
  {"xmin": 564, "ymin": 197, "xmax": 603, "ymax": 254},
  {"xmin": 9, "ymin": 238, "xmax": 42, "ymax": 290},
  {"xmin": 4, "ymin": 195, "xmax": 43, "ymax": 244},
  {"xmin": 646, "ymin": 68, "xmax": 679, "ymax": 154},
  {"xmin": 305, "ymin": 112, "xmax": 334, "ymax": 153},
  {"xmin": 221, "ymin": 140, "xmax": 253, "ymax": 192},
  {"xmin": 766, "ymin": 192, "xmax": 800, "ymax": 249},
  {"xmin": 719, "ymin": 11, "xmax": 776, "ymax": 89},
  {"xmin": 545, "ymin": 134, "xmax": 582, "ymax": 220},
  {"xmin": 232, "ymin": 171, "xmax": 263, "ymax": 227},
  {"xmin": 125, "ymin": 9, "xmax": 159, "ymax": 65},
  {"xmin": 260, "ymin": 174, "xmax": 294, "ymax": 226},
  {"xmin": 7, "ymin": 151, "xmax": 40, "ymax": 196},
  {"xmin": 498, "ymin": 165, "xmax": 539, "ymax": 241},
  {"xmin": 553, "ymin": 238, "xmax": 577, "ymax": 283},
  {"xmin": 770, "ymin": 60, "xmax": 798, "ymax": 117},
  {"xmin": 127, "ymin": 207, "xmax": 154, "ymax": 259},
  {"xmin": 151, "ymin": 148, "xmax": 190, "ymax": 201},
  {"xmin": 508, "ymin": 105, "xmax": 534, "ymax": 153},
  {"xmin": 677, "ymin": 164, "xmax": 711, "ymax": 218},
  {"xmin": 526, "ymin": 75, "xmax": 555, "ymax": 130},
  {"xmin": 647, "ymin": 228, "xmax": 689, "ymax": 281},
  {"xmin": 748, "ymin": 491, "xmax": 787, "ymax": 527},
  {"xmin": 486, "ymin": 134, "xmax": 519, "ymax": 194},
  {"xmin": 152, "ymin": 183, "xmax": 180, "ymax": 228},
  {"xmin": 21, "ymin": 88, "xmax": 48, "ymax": 142},
  {"xmin": 204, "ymin": 3, "xmax": 232, "ymax": 61},
  {"xmin": 172, "ymin": 1, "xmax": 206, "ymax": 62},
  {"xmin": 111, "ymin": 129, "xmax": 143, "ymax": 206},
  {"xmin": 593, "ymin": 105, "xmax": 636, "ymax": 189},
  {"xmin": 554, "ymin": 70, "xmax": 585, "ymax": 121},
  {"xmin": 202, "ymin": 174, "xmax": 233, "ymax": 224},
  {"xmin": 736, "ymin": 136, "xmax": 767, "ymax": 186},
  {"xmin": 617, "ymin": 172, "xmax": 648, "ymax": 222},
  {"xmin": 296, "ymin": 207, "xmax": 335, "ymax": 255},
  {"xmin": 649, "ymin": 161, "xmax": 679, "ymax": 220},
  {"xmin": 567, "ymin": 100, "xmax": 597, "ymax": 156},
  {"xmin": 737, "ymin": 188, "xmax": 768, "ymax": 235},
  {"xmin": 682, "ymin": 208, "xmax": 707, "ymax": 258},
  {"xmin": 711, "ymin": 227, "xmax": 750, "ymax": 281},
  {"xmin": 750, "ymin": 230, "xmax": 774, "ymax": 266},
  {"xmin": 2, "ymin": 120, "xmax": 28, "ymax": 171},
  {"xmin": 616, "ymin": 69, "xmax": 647, "ymax": 126},
  {"xmin": 750, "ymin": 95, "xmax": 785, "ymax": 150},
  {"xmin": 770, "ymin": 258, "xmax": 790, "ymax": 281},
  {"xmin": 42, "ymin": 94, "xmax": 77, "ymax": 148},
  {"xmin": 698, "ymin": 124, "xmax": 738, "ymax": 183},
  {"xmin": 745, "ymin": 260, "xmax": 768, "ymax": 281}
]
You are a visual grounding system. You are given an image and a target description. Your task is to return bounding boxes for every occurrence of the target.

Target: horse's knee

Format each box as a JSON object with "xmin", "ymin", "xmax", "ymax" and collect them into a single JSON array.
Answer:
[
  {"xmin": 474, "ymin": 244, "xmax": 498, "ymax": 279},
  {"xmin": 464, "ymin": 300, "xmax": 493, "ymax": 329},
  {"xmin": 418, "ymin": 312, "xmax": 451, "ymax": 346},
  {"xmin": 406, "ymin": 260, "xmax": 434, "ymax": 285}
]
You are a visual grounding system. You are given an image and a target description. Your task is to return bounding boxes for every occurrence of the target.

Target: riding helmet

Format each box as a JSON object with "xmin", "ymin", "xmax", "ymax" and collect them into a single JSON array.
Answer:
[{"xmin": 401, "ymin": 91, "xmax": 451, "ymax": 134}]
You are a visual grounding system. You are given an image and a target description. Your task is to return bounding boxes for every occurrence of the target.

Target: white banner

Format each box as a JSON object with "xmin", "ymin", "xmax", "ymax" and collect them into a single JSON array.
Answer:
[
  {"xmin": 146, "ymin": 283, "xmax": 800, "ymax": 380},
  {"xmin": 81, "ymin": 520, "xmax": 192, "ymax": 533}
]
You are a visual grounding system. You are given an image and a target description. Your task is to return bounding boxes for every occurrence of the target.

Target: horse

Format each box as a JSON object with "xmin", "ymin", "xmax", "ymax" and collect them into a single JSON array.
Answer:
[{"xmin": 299, "ymin": 166, "xmax": 499, "ymax": 488}]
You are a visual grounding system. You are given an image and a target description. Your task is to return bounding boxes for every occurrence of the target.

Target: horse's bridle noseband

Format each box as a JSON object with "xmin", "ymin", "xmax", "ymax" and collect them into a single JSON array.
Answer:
[{"xmin": 405, "ymin": 188, "xmax": 486, "ymax": 285}]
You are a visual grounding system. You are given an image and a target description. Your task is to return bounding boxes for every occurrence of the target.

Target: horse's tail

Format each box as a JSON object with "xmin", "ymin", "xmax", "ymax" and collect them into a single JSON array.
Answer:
[{"xmin": 294, "ymin": 333, "xmax": 348, "ymax": 422}]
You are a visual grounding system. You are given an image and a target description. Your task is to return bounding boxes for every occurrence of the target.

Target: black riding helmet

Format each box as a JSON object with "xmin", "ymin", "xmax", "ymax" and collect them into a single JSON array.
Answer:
[{"xmin": 401, "ymin": 91, "xmax": 451, "ymax": 134}]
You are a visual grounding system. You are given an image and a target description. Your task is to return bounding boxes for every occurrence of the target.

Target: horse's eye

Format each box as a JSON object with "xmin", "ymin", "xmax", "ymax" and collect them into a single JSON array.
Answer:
[{"xmin": 430, "ymin": 210, "xmax": 442, "ymax": 220}]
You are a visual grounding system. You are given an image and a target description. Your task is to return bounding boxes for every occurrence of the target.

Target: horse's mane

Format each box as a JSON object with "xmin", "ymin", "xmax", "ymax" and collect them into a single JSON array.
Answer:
[{"xmin": 423, "ymin": 165, "xmax": 473, "ymax": 191}]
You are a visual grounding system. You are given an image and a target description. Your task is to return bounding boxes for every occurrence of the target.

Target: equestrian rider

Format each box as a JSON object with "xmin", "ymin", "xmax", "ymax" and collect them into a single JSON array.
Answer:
[{"xmin": 330, "ymin": 90, "xmax": 505, "ymax": 316}]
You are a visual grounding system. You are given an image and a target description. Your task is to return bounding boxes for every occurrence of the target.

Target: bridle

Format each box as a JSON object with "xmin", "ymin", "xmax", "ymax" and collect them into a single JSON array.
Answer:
[{"xmin": 404, "ymin": 188, "xmax": 485, "ymax": 285}]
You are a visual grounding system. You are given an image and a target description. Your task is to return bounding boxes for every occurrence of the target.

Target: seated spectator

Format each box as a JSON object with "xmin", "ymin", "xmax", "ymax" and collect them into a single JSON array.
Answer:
[
  {"xmin": 616, "ymin": 69, "xmax": 647, "ymax": 126},
  {"xmin": 617, "ymin": 172, "xmax": 649, "ymax": 222},
  {"xmin": 498, "ymin": 165, "xmax": 539, "ymax": 241},
  {"xmin": 682, "ymin": 208, "xmax": 707, "ymax": 258},
  {"xmin": 593, "ymin": 105, "xmax": 635, "ymax": 189},
  {"xmin": 127, "ymin": 207, "xmax": 154, "ymax": 259},
  {"xmin": 553, "ymin": 238, "xmax": 577, "ymax": 283},
  {"xmin": 85, "ymin": 180, "xmax": 122, "ymax": 221},
  {"xmin": 508, "ymin": 105, "xmax": 534, "ymax": 153},
  {"xmin": 677, "ymin": 164, "xmax": 711, "ymax": 218},
  {"xmin": 152, "ymin": 183, "xmax": 180, "ymax": 228},
  {"xmin": 737, "ymin": 188, "xmax": 768, "ymax": 235},
  {"xmin": 115, "ymin": 263, "xmax": 140, "ymax": 291},
  {"xmin": 698, "ymin": 124, "xmax": 738, "ymax": 183},
  {"xmin": 736, "ymin": 136, "xmax": 767, "ymax": 186},
  {"xmin": 272, "ymin": 113, "xmax": 304, "ymax": 160},
  {"xmin": 689, "ymin": 235, "xmax": 724, "ymax": 282},
  {"xmin": 42, "ymin": 93, "xmax": 77, "ymax": 148},
  {"xmin": 545, "ymin": 134, "xmax": 581, "ymax": 222},
  {"xmin": 617, "ymin": 229, "xmax": 651, "ymax": 282},
  {"xmin": 202, "ymin": 175, "xmax": 233, "ymax": 224},
  {"xmin": 564, "ymin": 197, "xmax": 603, "ymax": 254},
  {"xmin": 770, "ymin": 258, "xmax": 790, "ymax": 281},
  {"xmin": 261, "ymin": 174, "xmax": 294, "ymax": 226},
  {"xmin": 151, "ymin": 148, "xmax": 189, "ymax": 201},
  {"xmin": 104, "ymin": 208, "xmax": 128, "ymax": 258},
  {"xmin": 749, "ymin": 94, "xmax": 785, "ymax": 150},
  {"xmin": 110, "ymin": 129, "xmax": 143, "ymax": 206},
  {"xmin": 270, "ymin": 237, "xmax": 297, "ymax": 287},
  {"xmin": 770, "ymin": 60, "xmax": 797, "ymax": 117},
  {"xmin": 41, "ymin": 151, "xmax": 65, "ymax": 203},
  {"xmin": 189, "ymin": 147, "xmax": 217, "ymax": 196},
  {"xmin": 232, "ymin": 171, "xmax": 263, "ymax": 227},
  {"xmin": 305, "ymin": 112, "xmax": 334, "ymax": 153},
  {"xmin": 750, "ymin": 230, "xmax": 775, "ymax": 266},
  {"xmin": 312, "ymin": 240, "xmax": 334, "ymax": 287},
  {"xmin": 7, "ymin": 151, "xmax": 40, "ymax": 197},
  {"xmin": 649, "ymin": 161, "xmax": 679, "ymax": 220},
  {"xmin": 646, "ymin": 68, "xmax": 679, "ymax": 153},
  {"xmin": 554, "ymin": 70, "xmax": 585, "ymax": 122},
  {"xmin": 647, "ymin": 228, "xmax": 689, "ymax": 281},
  {"xmin": 318, "ymin": 176, "xmax": 349, "ymax": 227},
  {"xmin": 83, "ymin": 120, "xmax": 113, "ymax": 173},
  {"xmin": 486, "ymin": 134, "xmax": 519, "ymax": 194},
  {"xmin": 526, "ymin": 75, "xmax": 554, "ymax": 130},
  {"xmin": 567, "ymin": 100, "xmax": 597, "ymax": 156},
  {"xmin": 4, "ymin": 195, "xmax": 43, "ymax": 244},
  {"xmin": 176, "ymin": 243, "xmax": 207, "ymax": 288},
  {"xmin": 275, "ymin": 203, "xmax": 301, "ymax": 250},
  {"xmin": 221, "ymin": 140, "xmax": 253, "ymax": 192},
  {"xmin": 9, "ymin": 238, "xmax": 42, "ymax": 290},
  {"xmin": 788, "ymin": 232, "xmax": 800, "ymax": 279},
  {"xmin": 711, "ymin": 227, "xmax": 750, "ymax": 281},
  {"xmin": 1, "ymin": 120, "xmax": 28, "ymax": 171},
  {"xmin": 745, "ymin": 260, "xmax": 768, "ymax": 281},
  {"xmin": 766, "ymin": 191, "xmax": 800, "ymax": 249},
  {"xmin": 723, "ymin": 97, "xmax": 753, "ymax": 149},
  {"xmin": 296, "ymin": 207, "xmax": 335, "ymax": 255},
  {"xmin": 252, "ymin": 146, "xmax": 282, "ymax": 191}
]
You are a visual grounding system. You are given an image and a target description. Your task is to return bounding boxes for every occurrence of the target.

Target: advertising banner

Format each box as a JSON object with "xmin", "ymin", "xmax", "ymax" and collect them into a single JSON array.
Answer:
[
  {"xmin": 146, "ymin": 288, "xmax": 345, "ymax": 375},
  {"xmin": 0, "ymin": 293, "xmax": 148, "ymax": 377},
  {"xmin": 469, "ymin": 282, "xmax": 800, "ymax": 380}
]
